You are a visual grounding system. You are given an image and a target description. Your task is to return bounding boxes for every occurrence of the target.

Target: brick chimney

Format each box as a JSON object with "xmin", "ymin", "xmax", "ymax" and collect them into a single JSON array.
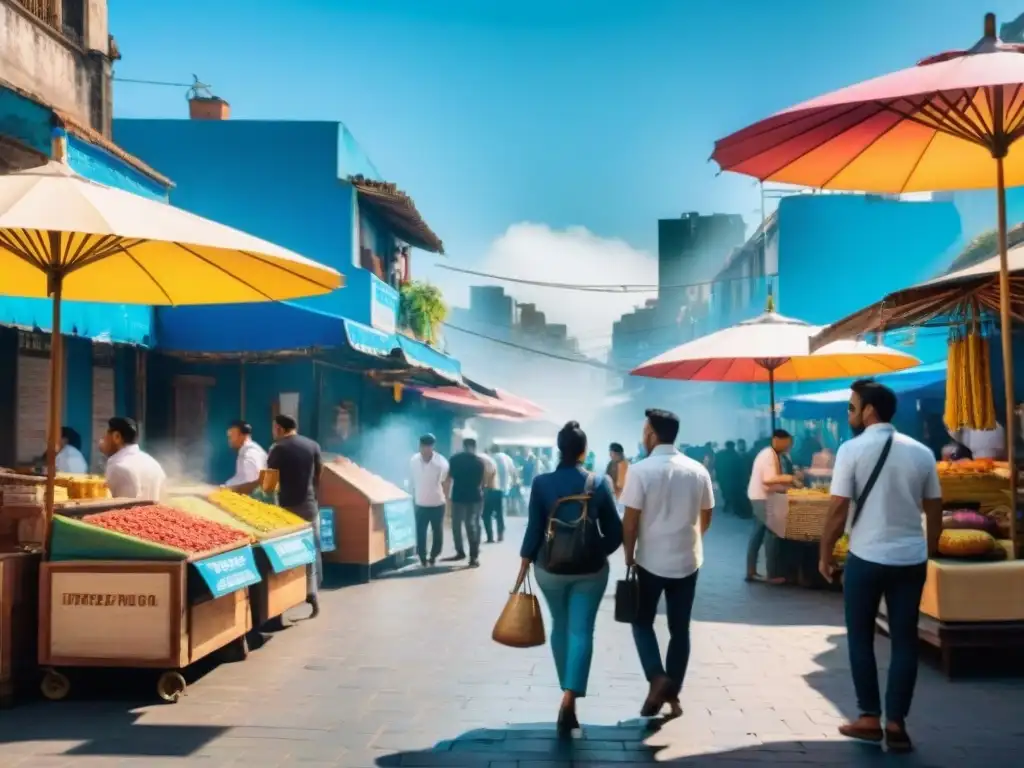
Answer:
[{"xmin": 189, "ymin": 96, "xmax": 230, "ymax": 120}]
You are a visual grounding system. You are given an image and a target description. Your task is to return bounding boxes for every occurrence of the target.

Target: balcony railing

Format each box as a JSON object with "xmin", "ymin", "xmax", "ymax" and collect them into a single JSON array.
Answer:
[{"xmin": 11, "ymin": 1, "xmax": 83, "ymax": 46}]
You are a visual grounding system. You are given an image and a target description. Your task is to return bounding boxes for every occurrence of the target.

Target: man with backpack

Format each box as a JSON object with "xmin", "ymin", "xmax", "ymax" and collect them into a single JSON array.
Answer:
[
  {"xmin": 819, "ymin": 379, "xmax": 942, "ymax": 754},
  {"xmin": 621, "ymin": 408, "xmax": 714, "ymax": 719}
]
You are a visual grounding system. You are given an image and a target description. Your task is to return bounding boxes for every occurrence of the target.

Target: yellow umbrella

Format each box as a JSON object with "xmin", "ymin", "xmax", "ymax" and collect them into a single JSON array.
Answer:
[{"xmin": 0, "ymin": 160, "xmax": 343, "ymax": 528}]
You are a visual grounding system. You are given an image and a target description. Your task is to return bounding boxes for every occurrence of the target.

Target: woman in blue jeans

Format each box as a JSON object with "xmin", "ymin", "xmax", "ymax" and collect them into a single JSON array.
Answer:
[{"xmin": 514, "ymin": 421, "xmax": 623, "ymax": 735}]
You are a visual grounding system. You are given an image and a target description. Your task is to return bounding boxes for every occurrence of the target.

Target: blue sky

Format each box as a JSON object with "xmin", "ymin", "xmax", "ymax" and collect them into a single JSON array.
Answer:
[{"xmin": 109, "ymin": 0, "xmax": 1021, "ymax": 344}]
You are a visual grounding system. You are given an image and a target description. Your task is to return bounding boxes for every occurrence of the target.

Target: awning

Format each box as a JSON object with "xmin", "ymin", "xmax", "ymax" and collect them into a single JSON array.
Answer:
[
  {"xmin": 349, "ymin": 175, "xmax": 444, "ymax": 254},
  {"xmin": 154, "ymin": 303, "xmax": 462, "ymax": 383},
  {"xmin": 780, "ymin": 362, "xmax": 946, "ymax": 421},
  {"xmin": 414, "ymin": 381, "xmax": 544, "ymax": 420}
]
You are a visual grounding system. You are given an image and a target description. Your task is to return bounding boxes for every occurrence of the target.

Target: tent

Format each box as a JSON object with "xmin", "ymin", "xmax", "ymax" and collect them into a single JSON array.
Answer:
[{"xmin": 780, "ymin": 362, "xmax": 946, "ymax": 421}]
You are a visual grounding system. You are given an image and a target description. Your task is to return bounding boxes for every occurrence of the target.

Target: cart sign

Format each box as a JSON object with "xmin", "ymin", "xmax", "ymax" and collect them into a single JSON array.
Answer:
[
  {"xmin": 319, "ymin": 507, "xmax": 336, "ymax": 552},
  {"xmin": 261, "ymin": 530, "xmax": 317, "ymax": 573},
  {"xmin": 192, "ymin": 546, "xmax": 261, "ymax": 598},
  {"xmin": 383, "ymin": 499, "xmax": 416, "ymax": 554}
]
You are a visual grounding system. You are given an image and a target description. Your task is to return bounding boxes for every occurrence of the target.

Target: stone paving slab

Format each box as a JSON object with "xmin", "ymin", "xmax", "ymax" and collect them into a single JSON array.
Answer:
[{"xmin": 0, "ymin": 514, "xmax": 1022, "ymax": 766}]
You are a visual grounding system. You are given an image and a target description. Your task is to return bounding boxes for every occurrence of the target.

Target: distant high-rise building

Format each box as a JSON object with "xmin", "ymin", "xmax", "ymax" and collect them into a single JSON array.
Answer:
[
  {"xmin": 658, "ymin": 212, "xmax": 746, "ymax": 319},
  {"xmin": 469, "ymin": 285, "xmax": 514, "ymax": 329}
]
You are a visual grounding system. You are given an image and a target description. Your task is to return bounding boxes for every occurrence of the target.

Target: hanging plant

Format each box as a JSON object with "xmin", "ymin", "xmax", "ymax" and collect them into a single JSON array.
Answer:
[{"xmin": 399, "ymin": 280, "xmax": 448, "ymax": 346}]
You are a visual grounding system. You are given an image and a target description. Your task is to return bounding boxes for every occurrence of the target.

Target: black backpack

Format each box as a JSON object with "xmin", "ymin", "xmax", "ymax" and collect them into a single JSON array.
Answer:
[{"xmin": 539, "ymin": 473, "xmax": 607, "ymax": 575}]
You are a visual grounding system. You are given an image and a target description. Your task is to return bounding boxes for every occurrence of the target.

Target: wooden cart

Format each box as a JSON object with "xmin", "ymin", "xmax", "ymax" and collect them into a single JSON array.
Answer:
[
  {"xmin": 319, "ymin": 460, "xmax": 415, "ymax": 582},
  {"xmin": 0, "ymin": 550, "xmax": 40, "ymax": 708},
  {"xmin": 250, "ymin": 525, "xmax": 316, "ymax": 627},
  {"xmin": 38, "ymin": 542, "xmax": 261, "ymax": 703}
]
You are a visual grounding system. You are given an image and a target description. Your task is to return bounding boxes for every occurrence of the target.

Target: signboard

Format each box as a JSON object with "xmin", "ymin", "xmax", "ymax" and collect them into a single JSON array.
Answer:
[
  {"xmin": 191, "ymin": 546, "xmax": 261, "ymax": 598},
  {"xmin": 319, "ymin": 507, "xmax": 336, "ymax": 552},
  {"xmin": 370, "ymin": 277, "xmax": 399, "ymax": 334},
  {"xmin": 261, "ymin": 530, "xmax": 316, "ymax": 573},
  {"xmin": 382, "ymin": 498, "xmax": 416, "ymax": 554},
  {"xmin": 49, "ymin": 571, "xmax": 173, "ymax": 661}
]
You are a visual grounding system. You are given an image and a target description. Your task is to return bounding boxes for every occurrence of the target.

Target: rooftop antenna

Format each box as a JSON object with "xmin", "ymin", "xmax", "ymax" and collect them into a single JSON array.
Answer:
[{"xmin": 186, "ymin": 75, "xmax": 216, "ymax": 101}]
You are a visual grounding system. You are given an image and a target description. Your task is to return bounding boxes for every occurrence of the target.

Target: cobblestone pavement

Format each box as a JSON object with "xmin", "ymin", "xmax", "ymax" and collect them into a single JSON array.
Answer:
[{"xmin": 2, "ymin": 513, "xmax": 1023, "ymax": 767}]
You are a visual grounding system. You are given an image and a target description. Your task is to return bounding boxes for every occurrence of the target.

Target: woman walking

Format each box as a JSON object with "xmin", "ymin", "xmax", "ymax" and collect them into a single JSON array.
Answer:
[{"xmin": 513, "ymin": 421, "xmax": 623, "ymax": 735}]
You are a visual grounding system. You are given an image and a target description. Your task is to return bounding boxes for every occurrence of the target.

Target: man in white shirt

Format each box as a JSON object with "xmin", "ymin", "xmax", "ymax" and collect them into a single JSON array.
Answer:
[
  {"xmin": 745, "ymin": 430, "xmax": 797, "ymax": 583},
  {"xmin": 621, "ymin": 408, "xmax": 714, "ymax": 720},
  {"xmin": 409, "ymin": 434, "xmax": 449, "ymax": 567},
  {"xmin": 482, "ymin": 445, "xmax": 508, "ymax": 543},
  {"xmin": 55, "ymin": 427, "xmax": 88, "ymax": 474},
  {"xmin": 224, "ymin": 420, "xmax": 268, "ymax": 488},
  {"xmin": 100, "ymin": 416, "xmax": 166, "ymax": 500},
  {"xmin": 819, "ymin": 379, "xmax": 942, "ymax": 754}
]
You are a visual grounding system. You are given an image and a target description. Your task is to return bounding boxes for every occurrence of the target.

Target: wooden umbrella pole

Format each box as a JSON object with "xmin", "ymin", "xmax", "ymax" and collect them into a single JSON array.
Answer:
[
  {"xmin": 768, "ymin": 367, "xmax": 777, "ymax": 433},
  {"xmin": 42, "ymin": 264, "xmax": 65, "ymax": 553},
  {"xmin": 996, "ymin": 156, "xmax": 1019, "ymax": 549}
]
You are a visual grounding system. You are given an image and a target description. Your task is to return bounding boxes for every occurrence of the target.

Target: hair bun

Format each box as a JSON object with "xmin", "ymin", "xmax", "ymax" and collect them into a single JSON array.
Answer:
[{"xmin": 561, "ymin": 421, "xmax": 580, "ymax": 431}]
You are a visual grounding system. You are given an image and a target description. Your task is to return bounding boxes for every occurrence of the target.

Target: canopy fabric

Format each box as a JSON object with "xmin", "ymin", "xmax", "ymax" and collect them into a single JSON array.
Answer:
[
  {"xmin": 811, "ymin": 240, "xmax": 1024, "ymax": 349},
  {"xmin": 780, "ymin": 362, "xmax": 946, "ymax": 420},
  {"xmin": 711, "ymin": 19, "xmax": 1024, "ymax": 193},
  {"xmin": 0, "ymin": 162, "xmax": 342, "ymax": 304},
  {"xmin": 412, "ymin": 386, "xmax": 532, "ymax": 419},
  {"xmin": 632, "ymin": 311, "xmax": 919, "ymax": 382}
]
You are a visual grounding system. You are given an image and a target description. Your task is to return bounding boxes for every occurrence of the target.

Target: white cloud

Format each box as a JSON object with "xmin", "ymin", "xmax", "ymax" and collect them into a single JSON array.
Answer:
[{"xmin": 432, "ymin": 223, "xmax": 658, "ymax": 354}]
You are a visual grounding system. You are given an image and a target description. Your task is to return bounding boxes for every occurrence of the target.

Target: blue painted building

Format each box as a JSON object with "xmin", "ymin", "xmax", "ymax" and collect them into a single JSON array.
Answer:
[
  {"xmin": 0, "ymin": 81, "xmax": 173, "ymax": 469},
  {"xmin": 114, "ymin": 110, "xmax": 464, "ymax": 483}
]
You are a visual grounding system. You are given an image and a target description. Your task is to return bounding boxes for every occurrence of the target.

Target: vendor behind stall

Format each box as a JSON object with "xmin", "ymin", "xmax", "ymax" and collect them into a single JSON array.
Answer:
[
  {"xmin": 55, "ymin": 427, "xmax": 88, "ymax": 474},
  {"xmin": 746, "ymin": 430, "xmax": 798, "ymax": 584},
  {"xmin": 948, "ymin": 422, "xmax": 1006, "ymax": 460},
  {"xmin": 224, "ymin": 420, "xmax": 268, "ymax": 489},
  {"xmin": 100, "ymin": 417, "xmax": 166, "ymax": 499}
]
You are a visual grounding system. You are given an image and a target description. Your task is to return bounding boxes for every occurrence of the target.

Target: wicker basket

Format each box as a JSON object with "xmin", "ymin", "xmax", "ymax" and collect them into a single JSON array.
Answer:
[
  {"xmin": 940, "ymin": 474, "xmax": 1010, "ymax": 513},
  {"xmin": 765, "ymin": 492, "xmax": 830, "ymax": 541}
]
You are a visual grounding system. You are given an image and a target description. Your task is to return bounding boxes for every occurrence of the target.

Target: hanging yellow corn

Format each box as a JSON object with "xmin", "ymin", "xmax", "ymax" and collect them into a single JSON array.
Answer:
[
  {"xmin": 944, "ymin": 331, "xmax": 963, "ymax": 431},
  {"xmin": 944, "ymin": 326, "xmax": 997, "ymax": 431},
  {"xmin": 967, "ymin": 329, "xmax": 996, "ymax": 430}
]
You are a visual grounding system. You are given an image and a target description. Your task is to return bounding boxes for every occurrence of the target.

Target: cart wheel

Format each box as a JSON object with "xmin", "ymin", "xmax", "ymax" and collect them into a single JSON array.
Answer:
[
  {"xmin": 40, "ymin": 669, "xmax": 71, "ymax": 701},
  {"xmin": 156, "ymin": 671, "xmax": 187, "ymax": 703}
]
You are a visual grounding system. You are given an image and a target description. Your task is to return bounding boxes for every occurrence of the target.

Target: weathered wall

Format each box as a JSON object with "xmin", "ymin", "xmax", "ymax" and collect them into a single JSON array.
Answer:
[{"xmin": 0, "ymin": 0, "xmax": 108, "ymax": 132}]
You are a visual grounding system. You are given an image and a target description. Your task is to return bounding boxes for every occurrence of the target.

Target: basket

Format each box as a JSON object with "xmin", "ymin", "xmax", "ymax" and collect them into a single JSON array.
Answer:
[
  {"xmin": 940, "ymin": 473, "xmax": 1010, "ymax": 513},
  {"xmin": 765, "ymin": 493, "xmax": 830, "ymax": 542}
]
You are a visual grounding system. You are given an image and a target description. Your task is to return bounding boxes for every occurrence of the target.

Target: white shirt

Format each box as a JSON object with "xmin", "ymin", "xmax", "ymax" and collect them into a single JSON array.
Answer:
[
  {"xmin": 480, "ymin": 453, "xmax": 499, "ymax": 490},
  {"xmin": 409, "ymin": 451, "xmax": 449, "ymax": 507},
  {"xmin": 493, "ymin": 452, "xmax": 516, "ymax": 492},
  {"xmin": 56, "ymin": 445, "xmax": 88, "ymax": 474},
  {"xmin": 830, "ymin": 423, "xmax": 941, "ymax": 567},
  {"xmin": 953, "ymin": 424, "xmax": 1006, "ymax": 460},
  {"xmin": 747, "ymin": 446, "xmax": 784, "ymax": 501},
  {"xmin": 225, "ymin": 439, "xmax": 268, "ymax": 486},
  {"xmin": 105, "ymin": 444, "xmax": 166, "ymax": 500},
  {"xmin": 619, "ymin": 444, "xmax": 715, "ymax": 579}
]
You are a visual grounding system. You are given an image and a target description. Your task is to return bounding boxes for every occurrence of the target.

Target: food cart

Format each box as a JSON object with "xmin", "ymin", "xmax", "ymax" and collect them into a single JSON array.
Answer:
[
  {"xmin": 319, "ymin": 459, "xmax": 415, "ymax": 582},
  {"xmin": 37, "ymin": 502, "xmax": 262, "ymax": 702}
]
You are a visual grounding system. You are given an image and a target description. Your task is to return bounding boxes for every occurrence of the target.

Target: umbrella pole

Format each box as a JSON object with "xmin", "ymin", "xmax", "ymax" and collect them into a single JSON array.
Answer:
[
  {"xmin": 769, "ymin": 368, "xmax": 777, "ymax": 433},
  {"xmin": 996, "ymin": 156, "xmax": 1019, "ymax": 550},
  {"xmin": 43, "ymin": 267, "xmax": 65, "ymax": 554}
]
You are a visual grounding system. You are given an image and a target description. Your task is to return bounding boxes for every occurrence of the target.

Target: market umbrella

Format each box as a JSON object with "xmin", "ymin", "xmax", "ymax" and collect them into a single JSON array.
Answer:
[
  {"xmin": 630, "ymin": 303, "xmax": 919, "ymax": 430},
  {"xmin": 711, "ymin": 12, "xmax": 1024, "ymax": 505},
  {"xmin": 0, "ymin": 160, "xmax": 343, "ymax": 529}
]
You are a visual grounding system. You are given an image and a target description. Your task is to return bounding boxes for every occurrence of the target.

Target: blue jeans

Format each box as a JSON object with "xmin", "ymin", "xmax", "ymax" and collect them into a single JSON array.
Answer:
[
  {"xmin": 632, "ymin": 566, "xmax": 699, "ymax": 695},
  {"xmin": 534, "ymin": 563, "xmax": 609, "ymax": 697},
  {"xmin": 843, "ymin": 553, "xmax": 927, "ymax": 722}
]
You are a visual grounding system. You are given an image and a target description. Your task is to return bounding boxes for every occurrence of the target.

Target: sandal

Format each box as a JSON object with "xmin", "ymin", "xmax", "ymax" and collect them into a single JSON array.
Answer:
[
  {"xmin": 885, "ymin": 725, "xmax": 914, "ymax": 753},
  {"xmin": 838, "ymin": 716, "xmax": 884, "ymax": 743}
]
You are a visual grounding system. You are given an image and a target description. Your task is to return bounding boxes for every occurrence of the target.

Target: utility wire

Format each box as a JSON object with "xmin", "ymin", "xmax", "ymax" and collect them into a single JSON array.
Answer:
[
  {"xmin": 443, "ymin": 323, "xmax": 625, "ymax": 372},
  {"xmin": 113, "ymin": 77, "xmax": 195, "ymax": 87}
]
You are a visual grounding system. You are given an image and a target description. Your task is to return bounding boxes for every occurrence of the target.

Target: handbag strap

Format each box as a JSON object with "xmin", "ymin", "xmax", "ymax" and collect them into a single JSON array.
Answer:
[
  {"xmin": 850, "ymin": 434, "xmax": 894, "ymax": 528},
  {"xmin": 546, "ymin": 472, "xmax": 597, "ymax": 524}
]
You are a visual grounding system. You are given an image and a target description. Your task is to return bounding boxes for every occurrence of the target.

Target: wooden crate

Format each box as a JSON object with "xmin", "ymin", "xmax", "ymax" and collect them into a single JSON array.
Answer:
[
  {"xmin": 250, "ymin": 566, "xmax": 307, "ymax": 626},
  {"xmin": 39, "ymin": 560, "xmax": 251, "ymax": 669},
  {"xmin": 319, "ymin": 461, "xmax": 402, "ymax": 566},
  {"xmin": 765, "ymin": 492, "xmax": 830, "ymax": 541},
  {"xmin": 0, "ymin": 551, "xmax": 40, "ymax": 707}
]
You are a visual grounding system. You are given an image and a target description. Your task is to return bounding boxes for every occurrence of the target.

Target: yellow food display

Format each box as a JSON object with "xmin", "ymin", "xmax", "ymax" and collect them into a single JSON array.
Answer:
[
  {"xmin": 937, "ymin": 528, "xmax": 996, "ymax": 558},
  {"xmin": 787, "ymin": 487, "xmax": 829, "ymax": 498},
  {"xmin": 944, "ymin": 330, "xmax": 996, "ymax": 431},
  {"xmin": 833, "ymin": 534, "xmax": 849, "ymax": 561},
  {"xmin": 207, "ymin": 489, "xmax": 307, "ymax": 533},
  {"xmin": 168, "ymin": 496, "xmax": 259, "ymax": 541}
]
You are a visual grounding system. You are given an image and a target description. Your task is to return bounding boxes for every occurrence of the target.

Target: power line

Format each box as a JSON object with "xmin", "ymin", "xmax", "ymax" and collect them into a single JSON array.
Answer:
[
  {"xmin": 437, "ymin": 264, "xmax": 776, "ymax": 293},
  {"xmin": 443, "ymin": 322, "xmax": 624, "ymax": 372},
  {"xmin": 113, "ymin": 77, "xmax": 194, "ymax": 88}
]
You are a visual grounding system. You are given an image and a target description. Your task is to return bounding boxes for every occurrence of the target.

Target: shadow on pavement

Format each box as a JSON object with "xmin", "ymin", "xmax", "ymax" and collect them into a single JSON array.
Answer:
[
  {"xmin": 372, "ymin": 720, "xmax": 991, "ymax": 767},
  {"xmin": 375, "ymin": 563, "xmax": 468, "ymax": 580}
]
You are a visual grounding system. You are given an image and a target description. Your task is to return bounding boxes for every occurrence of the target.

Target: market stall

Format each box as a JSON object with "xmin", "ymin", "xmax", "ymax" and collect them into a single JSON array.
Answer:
[
  {"xmin": 167, "ymin": 488, "xmax": 315, "ymax": 628},
  {"xmin": 319, "ymin": 458, "xmax": 415, "ymax": 582},
  {"xmin": 38, "ymin": 503, "xmax": 262, "ymax": 702}
]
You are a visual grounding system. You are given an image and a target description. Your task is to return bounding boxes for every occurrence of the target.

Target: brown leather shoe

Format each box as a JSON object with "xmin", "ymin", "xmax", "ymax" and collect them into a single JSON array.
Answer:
[{"xmin": 640, "ymin": 675, "xmax": 673, "ymax": 717}]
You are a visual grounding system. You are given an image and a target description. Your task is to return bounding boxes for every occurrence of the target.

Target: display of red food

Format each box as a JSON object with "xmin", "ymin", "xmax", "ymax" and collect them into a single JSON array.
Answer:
[{"xmin": 83, "ymin": 504, "xmax": 249, "ymax": 553}]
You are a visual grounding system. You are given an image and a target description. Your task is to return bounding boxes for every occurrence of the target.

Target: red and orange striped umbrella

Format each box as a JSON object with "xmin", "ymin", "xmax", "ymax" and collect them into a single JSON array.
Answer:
[{"xmin": 712, "ymin": 12, "xmax": 1024, "ymax": 508}]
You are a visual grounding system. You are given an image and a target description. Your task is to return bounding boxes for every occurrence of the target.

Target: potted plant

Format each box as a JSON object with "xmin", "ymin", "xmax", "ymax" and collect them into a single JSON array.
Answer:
[{"xmin": 399, "ymin": 280, "xmax": 448, "ymax": 346}]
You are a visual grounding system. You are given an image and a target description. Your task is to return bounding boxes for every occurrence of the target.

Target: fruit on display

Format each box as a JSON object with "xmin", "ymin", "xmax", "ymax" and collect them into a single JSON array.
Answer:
[
  {"xmin": 50, "ymin": 514, "xmax": 188, "ymax": 561},
  {"xmin": 169, "ymin": 496, "xmax": 260, "ymax": 540},
  {"xmin": 944, "ymin": 330, "xmax": 996, "ymax": 432},
  {"xmin": 937, "ymin": 528, "xmax": 996, "ymax": 558},
  {"xmin": 207, "ymin": 489, "xmax": 307, "ymax": 533},
  {"xmin": 56, "ymin": 474, "xmax": 110, "ymax": 499},
  {"xmin": 84, "ymin": 505, "xmax": 250, "ymax": 554},
  {"xmin": 936, "ymin": 458, "xmax": 996, "ymax": 476},
  {"xmin": 942, "ymin": 509, "xmax": 1000, "ymax": 536}
]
